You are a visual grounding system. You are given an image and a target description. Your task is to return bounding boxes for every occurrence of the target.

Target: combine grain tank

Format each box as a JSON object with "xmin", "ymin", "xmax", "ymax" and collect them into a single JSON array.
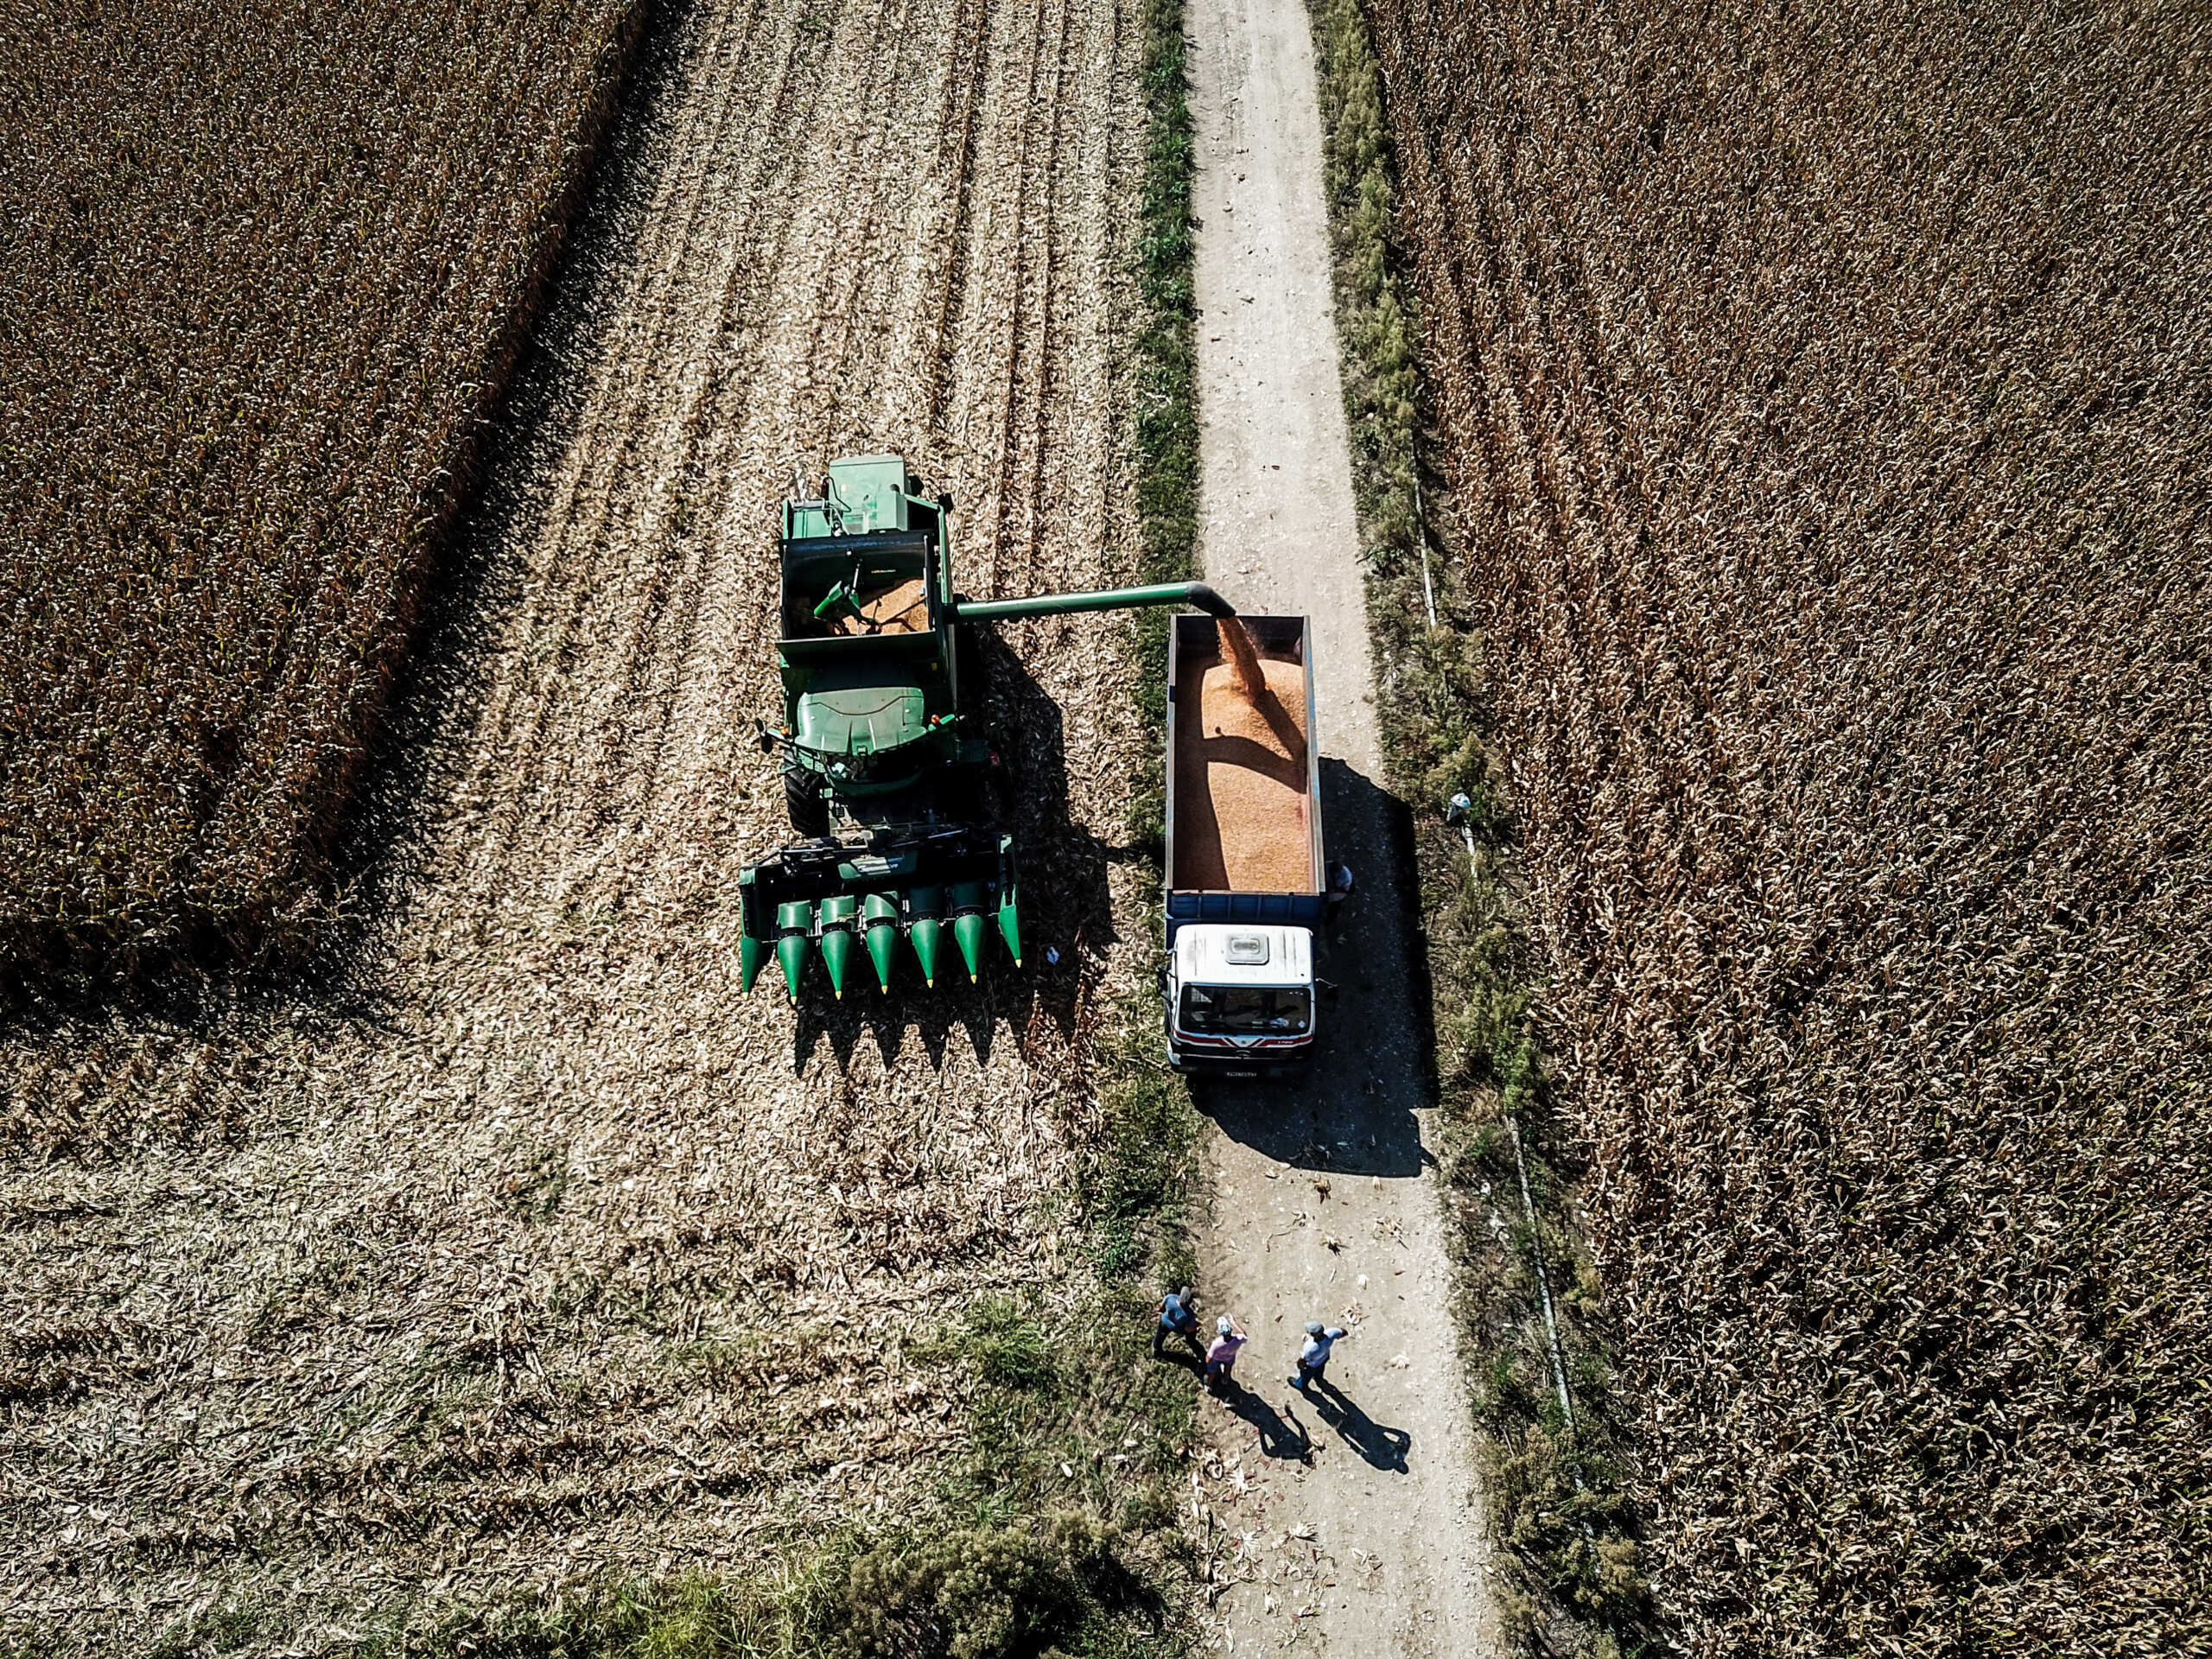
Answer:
[{"xmin": 1163, "ymin": 613, "xmax": 1325, "ymax": 1075}]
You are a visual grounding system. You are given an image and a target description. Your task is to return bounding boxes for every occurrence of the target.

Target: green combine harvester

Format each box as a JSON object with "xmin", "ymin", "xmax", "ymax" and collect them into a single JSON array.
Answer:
[{"xmin": 740, "ymin": 453, "xmax": 1231, "ymax": 998}]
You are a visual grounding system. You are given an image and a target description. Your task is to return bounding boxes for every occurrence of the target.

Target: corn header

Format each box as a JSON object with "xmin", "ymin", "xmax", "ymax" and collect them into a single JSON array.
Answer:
[{"xmin": 740, "ymin": 453, "xmax": 1230, "ymax": 997}]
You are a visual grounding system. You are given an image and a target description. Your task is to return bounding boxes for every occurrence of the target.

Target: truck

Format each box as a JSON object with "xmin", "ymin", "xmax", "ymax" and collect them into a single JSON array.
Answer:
[{"xmin": 1161, "ymin": 612, "xmax": 1325, "ymax": 1076}]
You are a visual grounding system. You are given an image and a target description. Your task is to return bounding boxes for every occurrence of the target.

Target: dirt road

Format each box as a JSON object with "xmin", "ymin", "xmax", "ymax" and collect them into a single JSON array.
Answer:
[
  {"xmin": 0, "ymin": 0, "xmax": 1154, "ymax": 1643},
  {"xmin": 1184, "ymin": 0, "xmax": 1498, "ymax": 1649}
]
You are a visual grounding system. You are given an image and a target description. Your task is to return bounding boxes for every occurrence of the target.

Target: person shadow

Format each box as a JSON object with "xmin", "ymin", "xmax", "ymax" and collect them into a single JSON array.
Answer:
[
  {"xmin": 1295, "ymin": 1377, "xmax": 1412, "ymax": 1472},
  {"xmin": 1221, "ymin": 1381, "xmax": 1315, "ymax": 1464},
  {"xmin": 1153, "ymin": 1332, "xmax": 1208, "ymax": 1373}
]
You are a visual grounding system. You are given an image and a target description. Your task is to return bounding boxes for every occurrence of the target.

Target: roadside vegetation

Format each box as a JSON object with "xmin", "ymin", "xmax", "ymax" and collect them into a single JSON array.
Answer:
[
  {"xmin": 1305, "ymin": 1, "xmax": 1649, "ymax": 1651},
  {"xmin": 367, "ymin": 1307, "xmax": 1191, "ymax": 1659},
  {"xmin": 1125, "ymin": 0, "xmax": 1204, "ymax": 855},
  {"xmin": 1, "ymin": 0, "xmax": 644, "ymax": 979},
  {"xmin": 1357, "ymin": 0, "xmax": 2212, "ymax": 1652}
]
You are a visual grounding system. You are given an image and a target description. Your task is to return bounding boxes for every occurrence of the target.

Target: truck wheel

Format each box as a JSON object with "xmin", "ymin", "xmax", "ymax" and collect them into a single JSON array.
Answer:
[{"xmin": 784, "ymin": 766, "xmax": 830, "ymax": 837}]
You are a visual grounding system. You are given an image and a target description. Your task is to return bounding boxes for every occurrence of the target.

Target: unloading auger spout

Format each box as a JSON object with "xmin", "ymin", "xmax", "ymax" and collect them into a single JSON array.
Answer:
[
  {"xmin": 736, "ymin": 452, "xmax": 1249, "ymax": 1000},
  {"xmin": 950, "ymin": 581, "xmax": 1236, "ymax": 624}
]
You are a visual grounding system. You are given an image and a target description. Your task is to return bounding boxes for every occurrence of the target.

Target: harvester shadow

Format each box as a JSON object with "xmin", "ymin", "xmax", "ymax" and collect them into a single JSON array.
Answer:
[
  {"xmin": 1195, "ymin": 758, "xmax": 1438, "ymax": 1178},
  {"xmin": 1185, "ymin": 648, "xmax": 1305, "ymax": 760},
  {"xmin": 787, "ymin": 627, "xmax": 1133, "ymax": 1073},
  {"xmin": 1248, "ymin": 681, "xmax": 1307, "ymax": 760},
  {"xmin": 1188, "ymin": 730, "xmax": 1305, "ymax": 791}
]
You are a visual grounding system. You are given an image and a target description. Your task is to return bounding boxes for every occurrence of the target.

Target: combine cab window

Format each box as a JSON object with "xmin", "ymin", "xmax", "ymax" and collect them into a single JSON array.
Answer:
[{"xmin": 1179, "ymin": 984, "xmax": 1311, "ymax": 1036}]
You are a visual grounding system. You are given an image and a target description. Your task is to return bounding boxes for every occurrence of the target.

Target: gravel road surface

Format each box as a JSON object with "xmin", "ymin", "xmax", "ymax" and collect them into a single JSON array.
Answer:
[{"xmin": 1184, "ymin": 0, "xmax": 1499, "ymax": 1649}]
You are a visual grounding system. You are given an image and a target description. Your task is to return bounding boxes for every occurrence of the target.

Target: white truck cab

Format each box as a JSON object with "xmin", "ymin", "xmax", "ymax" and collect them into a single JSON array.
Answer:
[{"xmin": 1166, "ymin": 923, "xmax": 1317, "ymax": 1076}]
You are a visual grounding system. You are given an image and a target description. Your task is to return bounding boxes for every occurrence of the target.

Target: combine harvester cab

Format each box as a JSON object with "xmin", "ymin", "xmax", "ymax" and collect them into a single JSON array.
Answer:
[{"xmin": 740, "ymin": 453, "xmax": 1236, "ymax": 1001}]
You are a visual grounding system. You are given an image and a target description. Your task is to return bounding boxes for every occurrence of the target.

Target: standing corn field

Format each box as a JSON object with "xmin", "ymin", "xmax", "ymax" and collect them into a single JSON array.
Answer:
[
  {"xmin": 1370, "ymin": 0, "xmax": 2212, "ymax": 1649},
  {"xmin": 0, "ymin": 0, "xmax": 642, "ymax": 975}
]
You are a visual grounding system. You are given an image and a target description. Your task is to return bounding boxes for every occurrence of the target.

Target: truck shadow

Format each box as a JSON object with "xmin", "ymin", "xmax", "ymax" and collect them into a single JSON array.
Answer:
[
  {"xmin": 1194, "ymin": 757, "xmax": 1439, "ymax": 1178},
  {"xmin": 789, "ymin": 626, "xmax": 1134, "ymax": 1072}
]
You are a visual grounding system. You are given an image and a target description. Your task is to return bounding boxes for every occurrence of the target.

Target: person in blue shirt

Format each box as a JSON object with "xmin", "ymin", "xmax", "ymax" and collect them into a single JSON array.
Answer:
[
  {"xmin": 1154, "ymin": 1285, "xmax": 1205, "ymax": 1359},
  {"xmin": 1325, "ymin": 861, "xmax": 1355, "ymax": 926},
  {"xmin": 1289, "ymin": 1320, "xmax": 1347, "ymax": 1391}
]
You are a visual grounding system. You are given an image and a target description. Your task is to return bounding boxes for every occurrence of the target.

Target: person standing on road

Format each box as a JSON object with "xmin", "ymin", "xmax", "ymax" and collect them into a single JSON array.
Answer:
[
  {"xmin": 1325, "ymin": 861, "xmax": 1355, "ymax": 925},
  {"xmin": 1154, "ymin": 1285, "xmax": 1205, "ymax": 1359},
  {"xmin": 1205, "ymin": 1315, "xmax": 1248, "ymax": 1395},
  {"xmin": 1288, "ymin": 1320, "xmax": 1347, "ymax": 1391}
]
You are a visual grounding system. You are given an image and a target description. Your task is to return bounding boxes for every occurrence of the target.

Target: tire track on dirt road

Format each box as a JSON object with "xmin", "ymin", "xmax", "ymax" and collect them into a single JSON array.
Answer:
[
  {"xmin": 0, "ymin": 0, "xmax": 1154, "ymax": 1644},
  {"xmin": 1183, "ymin": 0, "xmax": 1500, "ymax": 1649}
]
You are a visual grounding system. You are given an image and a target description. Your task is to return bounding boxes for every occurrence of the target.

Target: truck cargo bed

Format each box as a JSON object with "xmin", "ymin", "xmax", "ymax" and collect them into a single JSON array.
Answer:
[{"xmin": 1166, "ymin": 614, "xmax": 1323, "ymax": 911}]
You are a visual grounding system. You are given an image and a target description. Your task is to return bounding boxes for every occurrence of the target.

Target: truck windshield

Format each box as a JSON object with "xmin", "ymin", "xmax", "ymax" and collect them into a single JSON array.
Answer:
[{"xmin": 1179, "ymin": 984, "xmax": 1312, "ymax": 1036}]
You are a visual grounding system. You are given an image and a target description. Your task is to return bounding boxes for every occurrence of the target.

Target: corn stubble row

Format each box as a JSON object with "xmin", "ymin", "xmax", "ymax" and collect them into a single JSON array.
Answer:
[
  {"xmin": 1370, "ymin": 0, "xmax": 2210, "ymax": 1649},
  {"xmin": 1, "ymin": 0, "xmax": 638, "ymax": 972}
]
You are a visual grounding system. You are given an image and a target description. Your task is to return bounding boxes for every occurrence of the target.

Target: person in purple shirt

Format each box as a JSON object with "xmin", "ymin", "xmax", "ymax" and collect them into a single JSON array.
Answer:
[{"xmin": 1205, "ymin": 1315, "xmax": 1248, "ymax": 1395}]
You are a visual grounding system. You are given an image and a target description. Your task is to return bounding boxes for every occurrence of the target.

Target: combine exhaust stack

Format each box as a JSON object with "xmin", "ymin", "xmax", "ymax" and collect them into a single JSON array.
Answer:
[{"xmin": 739, "ymin": 452, "xmax": 1228, "ymax": 999}]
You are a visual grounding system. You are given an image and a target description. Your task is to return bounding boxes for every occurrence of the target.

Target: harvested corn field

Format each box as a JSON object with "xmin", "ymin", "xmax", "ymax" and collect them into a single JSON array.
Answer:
[
  {"xmin": 1, "ymin": 0, "xmax": 1159, "ymax": 1644},
  {"xmin": 1372, "ymin": 0, "xmax": 2212, "ymax": 1650},
  {"xmin": 0, "ymin": 0, "xmax": 644, "ymax": 973}
]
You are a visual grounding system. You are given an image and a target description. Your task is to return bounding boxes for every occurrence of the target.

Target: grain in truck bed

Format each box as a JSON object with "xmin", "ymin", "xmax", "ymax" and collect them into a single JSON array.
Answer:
[{"xmin": 1171, "ymin": 623, "xmax": 1313, "ymax": 892}]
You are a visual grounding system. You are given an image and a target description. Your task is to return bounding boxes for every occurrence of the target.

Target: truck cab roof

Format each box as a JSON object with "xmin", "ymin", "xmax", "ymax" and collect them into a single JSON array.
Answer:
[{"xmin": 1173, "ymin": 922, "xmax": 1313, "ymax": 988}]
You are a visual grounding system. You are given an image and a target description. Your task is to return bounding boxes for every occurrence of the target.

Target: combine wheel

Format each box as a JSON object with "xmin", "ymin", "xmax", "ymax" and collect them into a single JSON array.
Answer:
[{"xmin": 784, "ymin": 763, "xmax": 830, "ymax": 836}]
